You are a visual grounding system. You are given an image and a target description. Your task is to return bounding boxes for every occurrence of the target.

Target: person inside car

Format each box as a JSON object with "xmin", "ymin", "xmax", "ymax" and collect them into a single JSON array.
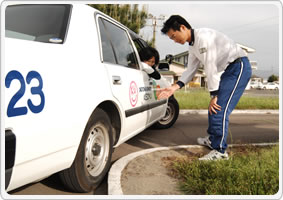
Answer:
[{"xmin": 139, "ymin": 46, "xmax": 161, "ymax": 80}]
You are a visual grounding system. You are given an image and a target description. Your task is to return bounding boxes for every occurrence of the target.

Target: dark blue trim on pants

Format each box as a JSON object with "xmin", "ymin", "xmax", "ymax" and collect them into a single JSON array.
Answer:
[{"xmin": 207, "ymin": 57, "xmax": 252, "ymax": 153}]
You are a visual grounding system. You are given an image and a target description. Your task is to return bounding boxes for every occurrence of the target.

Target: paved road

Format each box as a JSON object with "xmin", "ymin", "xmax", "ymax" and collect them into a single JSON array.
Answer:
[
  {"xmin": 10, "ymin": 112, "xmax": 279, "ymax": 195},
  {"xmin": 243, "ymin": 88, "xmax": 279, "ymax": 97}
]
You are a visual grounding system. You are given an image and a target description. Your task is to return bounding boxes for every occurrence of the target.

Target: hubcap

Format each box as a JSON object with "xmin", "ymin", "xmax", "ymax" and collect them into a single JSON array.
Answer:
[
  {"xmin": 159, "ymin": 102, "xmax": 175, "ymax": 125},
  {"xmin": 85, "ymin": 123, "xmax": 110, "ymax": 177}
]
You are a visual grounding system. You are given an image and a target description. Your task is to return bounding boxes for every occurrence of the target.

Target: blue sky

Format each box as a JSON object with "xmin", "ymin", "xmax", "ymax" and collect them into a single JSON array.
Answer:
[{"xmin": 139, "ymin": 2, "xmax": 281, "ymax": 79}]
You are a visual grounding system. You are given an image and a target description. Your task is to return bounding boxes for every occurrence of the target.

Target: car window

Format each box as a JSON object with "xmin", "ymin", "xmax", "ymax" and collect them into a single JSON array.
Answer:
[
  {"xmin": 98, "ymin": 18, "xmax": 116, "ymax": 64},
  {"xmin": 5, "ymin": 4, "xmax": 71, "ymax": 44},
  {"xmin": 100, "ymin": 18, "xmax": 139, "ymax": 69},
  {"xmin": 134, "ymin": 41, "xmax": 142, "ymax": 52},
  {"xmin": 133, "ymin": 38, "xmax": 149, "ymax": 52}
]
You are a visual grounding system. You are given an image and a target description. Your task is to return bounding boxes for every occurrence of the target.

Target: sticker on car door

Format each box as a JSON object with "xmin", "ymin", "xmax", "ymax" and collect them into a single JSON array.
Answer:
[
  {"xmin": 152, "ymin": 80, "xmax": 161, "ymax": 100},
  {"xmin": 129, "ymin": 81, "xmax": 138, "ymax": 107}
]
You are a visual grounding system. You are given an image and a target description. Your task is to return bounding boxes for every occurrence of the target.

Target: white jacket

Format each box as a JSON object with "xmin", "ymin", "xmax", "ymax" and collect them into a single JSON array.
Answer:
[
  {"xmin": 141, "ymin": 62, "xmax": 155, "ymax": 74},
  {"xmin": 179, "ymin": 28, "xmax": 247, "ymax": 92}
]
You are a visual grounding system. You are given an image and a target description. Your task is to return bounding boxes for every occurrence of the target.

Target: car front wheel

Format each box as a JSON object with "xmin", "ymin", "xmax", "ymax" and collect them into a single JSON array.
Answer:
[
  {"xmin": 153, "ymin": 96, "xmax": 179, "ymax": 129},
  {"xmin": 59, "ymin": 108, "xmax": 113, "ymax": 192}
]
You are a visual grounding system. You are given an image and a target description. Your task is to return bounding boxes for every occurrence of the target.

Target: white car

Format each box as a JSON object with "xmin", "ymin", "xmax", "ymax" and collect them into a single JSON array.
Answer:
[
  {"xmin": 3, "ymin": 3, "xmax": 179, "ymax": 193},
  {"xmin": 250, "ymin": 81, "xmax": 263, "ymax": 89},
  {"xmin": 261, "ymin": 82, "xmax": 279, "ymax": 90}
]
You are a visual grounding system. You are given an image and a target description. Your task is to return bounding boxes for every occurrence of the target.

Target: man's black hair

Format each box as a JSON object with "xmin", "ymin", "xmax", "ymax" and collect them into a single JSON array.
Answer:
[{"xmin": 161, "ymin": 15, "xmax": 192, "ymax": 34}]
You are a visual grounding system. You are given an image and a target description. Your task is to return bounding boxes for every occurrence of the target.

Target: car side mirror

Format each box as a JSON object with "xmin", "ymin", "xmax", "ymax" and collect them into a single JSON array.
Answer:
[
  {"xmin": 158, "ymin": 63, "xmax": 170, "ymax": 71},
  {"xmin": 165, "ymin": 54, "xmax": 174, "ymax": 64}
]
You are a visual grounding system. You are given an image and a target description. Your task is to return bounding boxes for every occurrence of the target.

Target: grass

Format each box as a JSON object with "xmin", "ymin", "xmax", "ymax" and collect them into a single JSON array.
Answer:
[
  {"xmin": 170, "ymin": 89, "xmax": 279, "ymax": 194},
  {"xmin": 236, "ymin": 96, "xmax": 279, "ymax": 109},
  {"xmin": 171, "ymin": 145, "xmax": 279, "ymax": 195},
  {"xmin": 174, "ymin": 89, "xmax": 279, "ymax": 109}
]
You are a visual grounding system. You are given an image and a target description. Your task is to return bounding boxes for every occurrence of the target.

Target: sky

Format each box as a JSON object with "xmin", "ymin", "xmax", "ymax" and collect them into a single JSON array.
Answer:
[
  {"xmin": 1, "ymin": 1, "xmax": 280, "ymax": 79},
  {"xmin": 139, "ymin": 1, "xmax": 281, "ymax": 79}
]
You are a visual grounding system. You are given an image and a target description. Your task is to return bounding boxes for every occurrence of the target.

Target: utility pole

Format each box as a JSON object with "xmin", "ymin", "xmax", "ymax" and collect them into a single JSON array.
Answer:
[{"xmin": 147, "ymin": 14, "xmax": 165, "ymax": 48}]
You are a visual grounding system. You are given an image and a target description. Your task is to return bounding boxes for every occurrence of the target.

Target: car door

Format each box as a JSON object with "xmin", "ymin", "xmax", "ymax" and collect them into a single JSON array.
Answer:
[
  {"xmin": 96, "ymin": 16, "xmax": 150, "ymax": 138},
  {"xmin": 132, "ymin": 37, "xmax": 168, "ymax": 125}
]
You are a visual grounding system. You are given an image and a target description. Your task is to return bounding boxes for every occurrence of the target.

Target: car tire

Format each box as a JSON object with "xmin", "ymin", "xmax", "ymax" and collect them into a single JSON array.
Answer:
[
  {"xmin": 59, "ymin": 108, "xmax": 113, "ymax": 192},
  {"xmin": 153, "ymin": 96, "xmax": 179, "ymax": 129}
]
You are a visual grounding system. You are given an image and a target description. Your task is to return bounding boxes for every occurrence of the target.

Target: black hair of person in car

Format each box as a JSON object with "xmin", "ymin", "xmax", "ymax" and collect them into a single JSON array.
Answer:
[{"xmin": 139, "ymin": 47, "xmax": 161, "ymax": 80}]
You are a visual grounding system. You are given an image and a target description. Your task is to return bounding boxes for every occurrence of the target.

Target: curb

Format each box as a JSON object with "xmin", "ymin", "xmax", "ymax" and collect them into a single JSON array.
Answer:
[
  {"xmin": 108, "ymin": 143, "xmax": 278, "ymax": 195},
  {"xmin": 180, "ymin": 109, "xmax": 279, "ymax": 115}
]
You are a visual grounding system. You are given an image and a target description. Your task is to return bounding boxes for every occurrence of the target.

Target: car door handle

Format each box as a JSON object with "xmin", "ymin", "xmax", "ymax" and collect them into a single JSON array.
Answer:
[{"xmin": 112, "ymin": 76, "xmax": 122, "ymax": 85}]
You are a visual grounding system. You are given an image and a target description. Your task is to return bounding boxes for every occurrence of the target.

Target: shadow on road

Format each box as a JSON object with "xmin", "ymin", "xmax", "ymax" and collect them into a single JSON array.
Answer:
[{"xmin": 124, "ymin": 113, "xmax": 279, "ymax": 150}]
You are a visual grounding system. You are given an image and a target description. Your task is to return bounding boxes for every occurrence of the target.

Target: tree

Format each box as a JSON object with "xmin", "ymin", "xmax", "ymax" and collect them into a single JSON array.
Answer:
[
  {"xmin": 268, "ymin": 74, "xmax": 279, "ymax": 82},
  {"xmin": 89, "ymin": 4, "xmax": 148, "ymax": 34},
  {"xmin": 145, "ymin": 38, "xmax": 154, "ymax": 47}
]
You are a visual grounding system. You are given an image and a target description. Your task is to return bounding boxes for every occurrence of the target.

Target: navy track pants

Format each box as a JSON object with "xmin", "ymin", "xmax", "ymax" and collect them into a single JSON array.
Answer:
[{"xmin": 207, "ymin": 57, "xmax": 252, "ymax": 153}]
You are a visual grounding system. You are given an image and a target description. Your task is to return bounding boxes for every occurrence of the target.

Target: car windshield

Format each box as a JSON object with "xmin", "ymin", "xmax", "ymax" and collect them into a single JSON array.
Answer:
[{"xmin": 5, "ymin": 4, "xmax": 72, "ymax": 44}]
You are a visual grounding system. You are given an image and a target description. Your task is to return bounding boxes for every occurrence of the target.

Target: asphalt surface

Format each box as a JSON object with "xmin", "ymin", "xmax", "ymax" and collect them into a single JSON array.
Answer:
[
  {"xmin": 10, "ymin": 112, "xmax": 279, "ymax": 195},
  {"xmin": 243, "ymin": 88, "xmax": 279, "ymax": 97}
]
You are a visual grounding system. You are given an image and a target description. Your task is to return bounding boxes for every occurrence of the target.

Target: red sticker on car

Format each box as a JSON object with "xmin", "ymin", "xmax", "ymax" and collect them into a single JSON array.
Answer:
[
  {"xmin": 129, "ymin": 81, "xmax": 138, "ymax": 107},
  {"xmin": 152, "ymin": 80, "xmax": 161, "ymax": 100}
]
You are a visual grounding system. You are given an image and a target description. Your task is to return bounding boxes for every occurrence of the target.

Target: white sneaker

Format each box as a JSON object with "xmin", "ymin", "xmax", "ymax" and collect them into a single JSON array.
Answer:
[
  {"xmin": 197, "ymin": 136, "xmax": 213, "ymax": 149},
  {"xmin": 199, "ymin": 150, "xmax": 229, "ymax": 161}
]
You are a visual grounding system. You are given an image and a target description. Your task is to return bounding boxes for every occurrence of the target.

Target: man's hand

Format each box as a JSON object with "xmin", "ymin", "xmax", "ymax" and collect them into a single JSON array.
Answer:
[
  {"xmin": 158, "ymin": 84, "xmax": 180, "ymax": 100},
  {"xmin": 209, "ymin": 96, "xmax": 221, "ymax": 115}
]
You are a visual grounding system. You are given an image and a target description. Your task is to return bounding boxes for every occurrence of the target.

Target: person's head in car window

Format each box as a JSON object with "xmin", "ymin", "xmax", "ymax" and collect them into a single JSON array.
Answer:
[
  {"xmin": 139, "ymin": 47, "xmax": 161, "ymax": 80},
  {"xmin": 139, "ymin": 47, "xmax": 159, "ymax": 68}
]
